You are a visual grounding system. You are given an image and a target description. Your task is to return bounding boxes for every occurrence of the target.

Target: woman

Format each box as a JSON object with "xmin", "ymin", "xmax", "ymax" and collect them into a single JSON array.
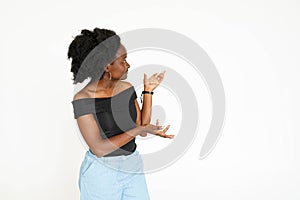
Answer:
[{"xmin": 68, "ymin": 28, "xmax": 174, "ymax": 200}]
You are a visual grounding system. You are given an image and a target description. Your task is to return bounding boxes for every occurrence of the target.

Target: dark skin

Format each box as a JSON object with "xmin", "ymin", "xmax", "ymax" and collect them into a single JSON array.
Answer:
[{"xmin": 74, "ymin": 44, "xmax": 174, "ymax": 157}]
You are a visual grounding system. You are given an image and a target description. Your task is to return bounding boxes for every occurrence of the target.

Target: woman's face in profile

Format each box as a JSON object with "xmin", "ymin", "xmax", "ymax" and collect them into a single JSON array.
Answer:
[{"xmin": 109, "ymin": 44, "xmax": 130, "ymax": 80}]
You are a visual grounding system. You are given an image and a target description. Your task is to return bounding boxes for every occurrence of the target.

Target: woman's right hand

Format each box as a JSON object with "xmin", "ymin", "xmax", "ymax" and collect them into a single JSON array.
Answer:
[{"xmin": 141, "ymin": 121, "xmax": 174, "ymax": 139}]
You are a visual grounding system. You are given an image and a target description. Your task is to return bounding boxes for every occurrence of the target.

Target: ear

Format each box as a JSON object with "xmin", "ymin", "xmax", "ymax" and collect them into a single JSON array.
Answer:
[{"xmin": 105, "ymin": 64, "xmax": 111, "ymax": 72}]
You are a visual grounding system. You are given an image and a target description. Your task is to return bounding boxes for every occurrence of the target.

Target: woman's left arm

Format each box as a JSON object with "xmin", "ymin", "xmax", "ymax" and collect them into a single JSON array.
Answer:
[
  {"xmin": 134, "ymin": 99, "xmax": 146, "ymax": 136},
  {"xmin": 137, "ymin": 71, "xmax": 166, "ymax": 136}
]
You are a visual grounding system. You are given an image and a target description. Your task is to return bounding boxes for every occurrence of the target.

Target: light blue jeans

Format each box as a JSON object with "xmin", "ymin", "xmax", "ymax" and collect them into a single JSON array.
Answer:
[{"xmin": 79, "ymin": 150, "xmax": 150, "ymax": 200}]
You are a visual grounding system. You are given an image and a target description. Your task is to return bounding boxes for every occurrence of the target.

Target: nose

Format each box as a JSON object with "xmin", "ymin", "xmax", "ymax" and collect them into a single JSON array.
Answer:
[{"xmin": 126, "ymin": 61, "xmax": 130, "ymax": 69}]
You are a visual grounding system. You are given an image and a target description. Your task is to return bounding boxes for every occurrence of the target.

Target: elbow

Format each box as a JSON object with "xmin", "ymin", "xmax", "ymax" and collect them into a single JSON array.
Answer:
[
  {"xmin": 141, "ymin": 120, "xmax": 150, "ymax": 126},
  {"xmin": 141, "ymin": 115, "xmax": 151, "ymax": 125},
  {"xmin": 90, "ymin": 148, "xmax": 106, "ymax": 158},
  {"xmin": 140, "ymin": 118, "xmax": 150, "ymax": 126}
]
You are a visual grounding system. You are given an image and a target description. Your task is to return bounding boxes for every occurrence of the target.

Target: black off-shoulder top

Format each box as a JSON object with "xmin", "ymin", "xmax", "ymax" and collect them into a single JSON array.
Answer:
[{"xmin": 71, "ymin": 86, "xmax": 138, "ymax": 157}]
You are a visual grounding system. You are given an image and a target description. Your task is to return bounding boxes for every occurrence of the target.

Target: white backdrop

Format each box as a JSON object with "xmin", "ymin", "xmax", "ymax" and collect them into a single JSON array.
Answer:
[{"xmin": 0, "ymin": 0, "xmax": 299, "ymax": 199}]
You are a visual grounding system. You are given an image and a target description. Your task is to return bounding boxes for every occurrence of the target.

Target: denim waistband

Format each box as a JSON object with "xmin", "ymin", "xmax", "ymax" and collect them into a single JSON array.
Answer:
[
  {"xmin": 85, "ymin": 149, "xmax": 143, "ymax": 174},
  {"xmin": 86, "ymin": 149, "xmax": 140, "ymax": 162}
]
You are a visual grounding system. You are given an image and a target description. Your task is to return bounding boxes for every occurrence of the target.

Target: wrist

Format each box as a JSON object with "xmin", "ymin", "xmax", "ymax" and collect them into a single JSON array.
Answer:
[
  {"xmin": 140, "ymin": 124, "xmax": 150, "ymax": 132},
  {"xmin": 137, "ymin": 125, "xmax": 146, "ymax": 134},
  {"xmin": 140, "ymin": 90, "xmax": 153, "ymax": 103},
  {"xmin": 142, "ymin": 90, "xmax": 154, "ymax": 95},
  {"xmin": 143, "ymin": 87, "xmax": 153, "ymax": 92}
]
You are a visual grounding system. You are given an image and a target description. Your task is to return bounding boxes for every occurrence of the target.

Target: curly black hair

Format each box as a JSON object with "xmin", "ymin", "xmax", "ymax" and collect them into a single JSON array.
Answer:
[{"xmin": 67, "ymin": 28, "xmax": 121, "ymax": 84}]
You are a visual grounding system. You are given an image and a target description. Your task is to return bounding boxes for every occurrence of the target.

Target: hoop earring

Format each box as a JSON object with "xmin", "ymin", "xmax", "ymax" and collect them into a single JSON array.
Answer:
[{"xmin": 109, "ymin": 72, "xmax": 112, "ymax": 80}]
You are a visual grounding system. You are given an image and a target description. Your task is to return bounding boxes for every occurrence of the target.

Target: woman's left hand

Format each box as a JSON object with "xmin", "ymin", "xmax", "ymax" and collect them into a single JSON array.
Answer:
[{"xmin": 144, "ymin": 71, "xmax": 166, "ymax": 91}]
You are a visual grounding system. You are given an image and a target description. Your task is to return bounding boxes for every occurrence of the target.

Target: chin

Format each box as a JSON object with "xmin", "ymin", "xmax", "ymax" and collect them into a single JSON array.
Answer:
[{"xmin": 120, "ymin": 74, "xmax": 128, "ymax": 80}]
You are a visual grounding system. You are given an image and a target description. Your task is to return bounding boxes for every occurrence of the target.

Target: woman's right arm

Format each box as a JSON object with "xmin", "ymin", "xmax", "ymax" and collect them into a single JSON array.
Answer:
[
  {"xmin": 76, "ymin": 113, "xmax": 144, "ymax": 157},
  {"xmin": 76, "ymin": 113, "xmax": 174, "ymax": 158}
]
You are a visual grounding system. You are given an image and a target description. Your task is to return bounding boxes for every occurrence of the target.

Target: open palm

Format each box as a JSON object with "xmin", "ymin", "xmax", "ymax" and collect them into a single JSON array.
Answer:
[{"xmin": 144, "ymin": 71, "xmax": 166, "ymax": 91}]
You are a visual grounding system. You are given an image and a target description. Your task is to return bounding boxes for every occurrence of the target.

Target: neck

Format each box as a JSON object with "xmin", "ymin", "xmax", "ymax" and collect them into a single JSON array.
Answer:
[
  {"xmin": 88, "ymin": 76, "xmax": 119, "ymax": 92},
  {"xmin": 85, "ymin": 73, "xmax": 123, "ymax": 94},
  {"xmin": 97, "ymin": 79, "xmax": 117, "ymax": 89}
]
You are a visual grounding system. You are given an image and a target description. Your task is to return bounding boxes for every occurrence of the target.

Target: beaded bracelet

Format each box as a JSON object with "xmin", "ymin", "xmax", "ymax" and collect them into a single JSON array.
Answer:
[{"xmin": 140, "ymin": 91, "xmax": 154, "ymax": 103}]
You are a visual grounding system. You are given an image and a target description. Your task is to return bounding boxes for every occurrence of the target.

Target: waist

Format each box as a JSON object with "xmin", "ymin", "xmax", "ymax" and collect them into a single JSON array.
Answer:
[
  {"xmin": 89, "ymin": 148, "xmax": 135, "ymax": 157},
  {"xmin": 87, "ymin": 148, "xmax": 140, "ymax": 161},
  {"xmin": 85, "ymin": 148, "xmax": 143, "ymax": 173},
  {"xmin": 85, "ymin": 150, "xmax": 144, "ymax": 173},
  {"xmin": 89, "ymin": 142, "xmax": 137, "ymax": 157}
]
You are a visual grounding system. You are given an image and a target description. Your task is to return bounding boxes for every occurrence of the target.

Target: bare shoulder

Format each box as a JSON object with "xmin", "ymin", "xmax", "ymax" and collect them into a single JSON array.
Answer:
[
  {"xmin": 73, "ymin": 91, "xmax": 90, "ymax": 101},
  {"xmin": 119, "ymin": 81, "xmax": 133, "ymax": 90}
]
